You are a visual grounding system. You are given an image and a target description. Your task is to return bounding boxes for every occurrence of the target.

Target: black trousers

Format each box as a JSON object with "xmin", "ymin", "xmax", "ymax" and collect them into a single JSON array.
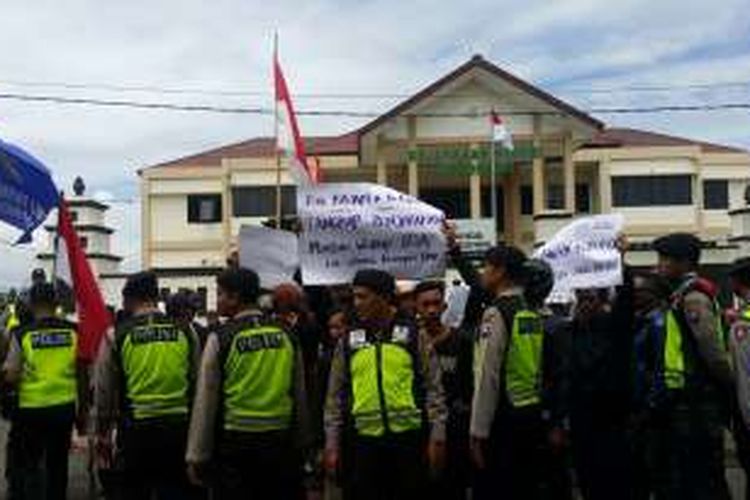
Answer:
[
  {"xmin": 474, "ymin": 406, "xmax": 562, "ymax": 500},
  {"xmin": 570, "ymin": 414, "xmax": 633, "ymax": 500},
  {"xmin": 215, "ymin": 430, "xmax": 303, "ymax": 500},
  {"xmin": 119, "ymin": 417, "xmax": 199, "ymax": 500},
  {"xmin": 648, "ymin": 401, "xmax": 730, "ymax": 500},
  {"xmin": 350, "ymin": 431, "xmax": 427, "ymax": 500},
  {"xmin": 427, "ymin": 426, "xmax": 469, "ymax": 500},
  {"xmin": 8, "ymin": 404, "xmax": 75, "ymax": 500}
]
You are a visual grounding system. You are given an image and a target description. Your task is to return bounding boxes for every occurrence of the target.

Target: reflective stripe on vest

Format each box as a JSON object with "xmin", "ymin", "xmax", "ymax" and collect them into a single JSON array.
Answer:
[
  {"xmin": 5, "ymin": 304, "xmax": 19, "ymax": 333},
  {"xmin": 505, "ymin": 309, "xmax": 543, "ymax": 408},
  {"xmin": 120, "ymin": 322, "xmax": 191, "ymax": 420},
  {"xmin": 350, "ymin": 331, "xmax": 421, "ymax": 437},
  {"xmin": 664, "ymin": 311, "xmax": 685, "ymax": 390},
  {"xmin": 223, "ymin": 325, "xmax": 294, "ymax": 433},
  {"xmin": 19, "ymin": 327, "xmax": 77, "ymax": 409}
]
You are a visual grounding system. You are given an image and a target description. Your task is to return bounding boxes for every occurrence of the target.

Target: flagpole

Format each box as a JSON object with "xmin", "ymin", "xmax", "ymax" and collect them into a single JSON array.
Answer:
[
  {"xmin": 490, "ymin": 112, "xmax": 498, "ymax": 239},
  {"xmin": 274, "ymin": 32, "xmax": 282, "ymax": 228}
]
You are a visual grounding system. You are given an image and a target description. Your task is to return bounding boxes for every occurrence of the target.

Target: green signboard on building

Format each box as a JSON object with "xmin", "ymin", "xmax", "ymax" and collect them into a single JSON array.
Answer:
[{"xmin": 408, "ymin": 142, "xmax": 539, "ymax": 175}]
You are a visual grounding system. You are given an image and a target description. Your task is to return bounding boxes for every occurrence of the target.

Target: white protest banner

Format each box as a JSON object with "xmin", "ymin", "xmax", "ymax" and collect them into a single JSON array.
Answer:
[
  {"xmin": 239, "ymin": 225, "xmax": 300, "ymax": 289},
  {"xmin": 297, "ymin": 183, "xmax": 446, "ymax": 285},
  {"xmin": 453, "ymin": 218, "xmax": 497, "ymax": 255},
  {"xmin": 534, "ymin": 214, "xmax": 624, "ymax": 297}
]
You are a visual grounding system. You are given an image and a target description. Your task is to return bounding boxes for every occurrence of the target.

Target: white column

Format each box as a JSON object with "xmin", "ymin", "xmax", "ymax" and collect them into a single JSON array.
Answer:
[
  {"xmin": 376, "ymin": 134, "xmax": 387, "ymax": 185},
  {"xmin": 470, "ymin": 172, "xmax": 481, "ymax": 219},
  {"xmin": 532, "ymin": 115, "xmax": 545, "ymax": 215},
  {"xmin": 598, "ymin": 156, "xmax": 612, "ymax": 213},
  {"xmin": 563, "ymin": 133, "xmax": 575, "ymax": 213},
  {"xmin": 407, "ymin": 116, "xmax": 419, "ymax": 196},
  {"xmin": 140, "ymin": 178, "xmax": 151, "ymax": 268}
]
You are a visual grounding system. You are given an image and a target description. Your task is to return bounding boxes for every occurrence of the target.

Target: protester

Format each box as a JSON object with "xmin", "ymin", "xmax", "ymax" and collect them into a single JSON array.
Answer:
[
  {"xmin": 166, "ymin": 290, "xmax": 209, "ymax": 349},
  {"xmin": 652, "ymin": 232, "xmax": 732, "ymax": 499},
  {"xmin": 186, "ymin": 267, "xmax": 310, "ymax": 499},
  {"xmin": 566, "ymin": 237, "xmax": 633, "ymax": 500},
  {"xmin": 95, "ymin": 271, "xmax": 201, "ymax": 499},
  {"xmin": 3, "ymin": 282, "xmax": 86, "ymax": 500},
  {"xmin": 415, "ymin": 280, "xmax": 473, "ymax": 500},
  {"xmin": 324, "ymin": 269, "xmax": 447, "ymax": 500}
]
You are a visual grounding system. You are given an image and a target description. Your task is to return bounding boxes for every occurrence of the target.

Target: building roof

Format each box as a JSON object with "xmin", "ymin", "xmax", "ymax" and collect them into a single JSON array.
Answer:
[
  {"xmin": 583, "ymin": 127, "xmax": 747, "ymax": 154},
  {"xmin": 358, "ymin": 54, "xmax": 604, "ymax": 136},
  {"xmin": 148, "ymin": 132, "xmax": 359, "ymax": 170}
]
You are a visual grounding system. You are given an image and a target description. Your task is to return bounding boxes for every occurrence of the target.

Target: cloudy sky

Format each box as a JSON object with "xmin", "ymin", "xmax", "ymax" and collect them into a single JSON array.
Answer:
[{"xmin": 0, "ymin": 0, "xmax": 748, "ymax": 287}]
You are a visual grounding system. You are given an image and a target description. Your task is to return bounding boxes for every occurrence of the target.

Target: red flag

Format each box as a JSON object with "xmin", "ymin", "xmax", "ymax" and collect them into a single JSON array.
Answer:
[
  {"xmin": 274, "ymin": 54, "xmax": 319, "ymax": 185},
  {"xmin": 56, "ymin": 197, "xmax": 111, "ymax": 363},
  {"xmin": 490, "ymin": 110, "xmax": 514, "ymax": 151}
]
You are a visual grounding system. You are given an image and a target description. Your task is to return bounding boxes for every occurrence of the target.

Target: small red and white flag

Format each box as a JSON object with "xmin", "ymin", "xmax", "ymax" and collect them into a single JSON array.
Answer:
[
  {"xmin": 55, "ymin": 197, "xmax": 111, "ymax": 363},
  {"xmin": 490, "ymin": 110, "xmax": 514, "ymax": 151},
  {"xmin": 274, "ymin": 54, "xmax": 320, "ymax": 185}
]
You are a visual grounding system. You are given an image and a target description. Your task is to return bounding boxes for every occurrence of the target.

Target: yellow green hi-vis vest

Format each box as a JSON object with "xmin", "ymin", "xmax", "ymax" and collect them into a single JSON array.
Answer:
[
  {"xmin": 505, "ymin": 310, "xmax": 544, "ymax": 408},
  {"xmin": 348, "ymin": 324, "xmax": 423, "ymax": 437},
  {"xmin": 117, "ymin": 313, "xmax": 192, "ymax": 420},
  {"xmin": 18, "ymin": 318, "xmax": 78, "ymax": 409},
  {"xmin": 221, "ymin": 316, "xmax": 295, "ymax": 433}
]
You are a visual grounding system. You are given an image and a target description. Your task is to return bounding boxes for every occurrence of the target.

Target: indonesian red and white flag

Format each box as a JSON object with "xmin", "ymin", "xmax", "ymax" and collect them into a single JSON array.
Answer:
[
  {"xmin": 274, "ymin": 55, "xmax": 320, "ymax": 185},
  {"xmin": 55, "ymin": 197, "xmax": 111, "ymax": 363},
  {"xmin": 490, "ymin": 110, "xmax": 514, "ymax": 151}
]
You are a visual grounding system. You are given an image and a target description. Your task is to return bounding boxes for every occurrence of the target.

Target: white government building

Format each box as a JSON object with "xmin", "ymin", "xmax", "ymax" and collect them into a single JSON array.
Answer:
[{"xmin": 139, "ymin": 55, "xmax": 750, "ymax": 310}]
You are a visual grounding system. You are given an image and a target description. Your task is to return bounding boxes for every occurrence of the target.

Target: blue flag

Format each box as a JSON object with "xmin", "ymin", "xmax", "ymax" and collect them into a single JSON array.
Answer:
[{"xmin": 0, "ymin": 139, "xmax": 60, "ymax": 243}]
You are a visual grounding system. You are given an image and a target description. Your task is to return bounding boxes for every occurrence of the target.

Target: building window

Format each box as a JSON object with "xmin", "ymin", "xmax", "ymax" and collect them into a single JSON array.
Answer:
[
  {"xmin": 420, "ymin": 188, "xmax": 470, "ymax": 219},
  {"xmin": 546, "ymin": 184, "xmax": 564, "ymax": 210},
  {"xmin": 232, "ymin": 186, "xmax": 296, "ymax": 217},
  {"xmin": 576, "ymin": 183, "xmax": 591, "ymax": 213},
  {"xmin": 612, "ymin": 175, "xmax": 692, "ymax": 207},
  {"xmin": 70, "ymin": 211, "xmax": 78, "ymax": 222},
  {"xmin": 703, "ymin": 180, "xmax": 728, "ymax": 210},
  {"xmin": 520, "ymin": 185, "xmax": 533, "ymax": 215},
  {"xmin": 187, "ymin": 194, "xmax": 222, "ymax": 223},
  {"xmin": 79, "ymin": 236, "xmax": 88, "ymax": 249}
]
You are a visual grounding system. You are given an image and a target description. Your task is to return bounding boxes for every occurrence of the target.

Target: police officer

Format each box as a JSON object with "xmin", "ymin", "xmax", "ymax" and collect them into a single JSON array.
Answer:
[
  {"xmin": 652, "ymin": 232, "xmax": 732, "ymax": 499},
  {"xmin": 727, "ymin": 257, "xmax": 750, "ymax": 500},
  {"xmin": 186, "ymin": 267, "xmax": 309, "ymax": 499},
  {"xmin": 2, "ymin": 281, "xmax": 85, "ymax": 500},
  {"xmin": 95, "ymin": 271, "xmax": 201, "ymax": 499},
  {"xmin": 324, "ymin": 269, "xmax": 447, "ymax": 500},
  {"xmin": 470, "ymin": 245, "xmax": 555, "ymax": 500}
]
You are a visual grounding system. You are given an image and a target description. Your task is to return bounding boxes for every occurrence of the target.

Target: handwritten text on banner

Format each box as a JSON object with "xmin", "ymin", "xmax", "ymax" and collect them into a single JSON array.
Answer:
[
  {"xmin": 297, "ymin": 183, "xmax": 446, "ymax": 285},
  {"xmin": 534, "ymin": 214, "xmax": 625, "ymax": 299}
]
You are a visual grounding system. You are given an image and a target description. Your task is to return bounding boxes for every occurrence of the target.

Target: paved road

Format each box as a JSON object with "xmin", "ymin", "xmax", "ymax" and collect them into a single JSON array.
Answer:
[{"xmin": 0, "ymin": 419, "xmax": 745, "ymax": 499}]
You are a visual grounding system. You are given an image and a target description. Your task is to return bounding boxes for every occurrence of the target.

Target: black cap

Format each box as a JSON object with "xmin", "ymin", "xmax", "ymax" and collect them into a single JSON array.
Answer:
[
  {"xmin": 729, "ymin": 257, "xmax": 750, "ymax": 277},
  {"xmin": 652, "ymin": 233, "xmax": 702, "ymax": 264},
  {"xmin": 122, "ymin": 271, "xmax": 159, "ymax": 302},
  {"xmin": 353, "ymin": 269, "xmax": 396, "ymax": 299}
]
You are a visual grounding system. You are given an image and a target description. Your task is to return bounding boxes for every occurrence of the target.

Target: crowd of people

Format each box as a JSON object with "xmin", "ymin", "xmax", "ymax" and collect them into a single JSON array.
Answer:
[{"xmin": 2, "ymin": 226, "xmax": 750, "ymax": 500}]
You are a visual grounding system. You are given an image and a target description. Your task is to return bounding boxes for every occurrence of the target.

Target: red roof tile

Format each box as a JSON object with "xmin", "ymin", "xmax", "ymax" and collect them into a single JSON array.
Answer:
[
  {"xmin": 148, "ymin": 132, "xmax": 359, "ymax": 169},
  {"xmin": 583, "ymin": 127, "xmax": 747, "ymax": 154}
]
